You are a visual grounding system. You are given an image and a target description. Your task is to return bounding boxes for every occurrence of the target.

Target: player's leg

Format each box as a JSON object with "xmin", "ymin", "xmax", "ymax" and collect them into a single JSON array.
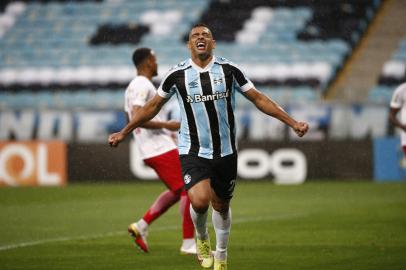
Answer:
[
  {"xmin": 147, "ymin": 149, "xmax": 196, "ymax": 253},
  {"xmin": 210, "ymin": 153, "xmax": 238, "ymax": 270},
  {"xmin": 180, "ymin": 154, "xmax": 214, "ymax": 268},
  {"xmin": 188, "ymin": 179, "xmax": 212, "ymax": 238},
  {"xmin": 151, "ymin": 149, "xmax": 196, "ymax": 253},
  {"xmin": 163, "ymin": 150, "xmax": 196, "ymax": 253},
  {"xmin": 139, "ymin": 151, "xmax": 183, "ymax": 223},
  {"xmin": 141, "ymin": 189, "xmax": 181, "ymax": 226},
  {"xmin": 129, "ymin": 150, "xmax": 183, "ymax": 252},
  {"xmin": 179, "ymin": 189, "xmax": 196, "ymax": 254},
  {"xmin": 188, "ymin": 179, "xmax": 214, "ymax": 268},
  {"xmin": 211, "ymin": 191, "xmax": 231, "ymax": 270},
  {"xmin": 129, "ymin": 188, "xmax": 180, "ymax": 252}
]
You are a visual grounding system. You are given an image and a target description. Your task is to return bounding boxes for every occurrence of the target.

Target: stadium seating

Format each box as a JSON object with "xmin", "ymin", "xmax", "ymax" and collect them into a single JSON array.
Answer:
[
  {"xmin": 0, "ymin": 0, "xmax": 381, "ymax": 109},
  {"xmin": 368, "ymin": 36, "xmax": 406, "ymax": 103}
]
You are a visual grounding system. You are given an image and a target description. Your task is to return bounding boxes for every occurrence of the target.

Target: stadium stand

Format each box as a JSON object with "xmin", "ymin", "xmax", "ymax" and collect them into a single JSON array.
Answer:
[
  {"xmin": 0, "ymin": 0, "xmax": 381, "ymax": 109},
  {"xmin": 368, "ymin": 36, "xmax": 406, "ymax": 103}
]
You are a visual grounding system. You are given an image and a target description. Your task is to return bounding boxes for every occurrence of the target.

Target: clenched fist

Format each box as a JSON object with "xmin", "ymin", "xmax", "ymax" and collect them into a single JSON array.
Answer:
[
  {"xmin": 108, "ymin": 132, "xmax": 126, "ymax": 147},
  {"xmin": 293, "ymin": 122, "xmax": 309, "ymax": 137}
]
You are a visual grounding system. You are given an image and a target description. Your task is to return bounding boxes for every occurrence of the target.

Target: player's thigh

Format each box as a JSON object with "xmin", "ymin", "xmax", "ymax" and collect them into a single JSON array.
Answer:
[
  {"xmin": 210, "ymin": 188, "xmax": 230, "ymax": 213},
  {"xmin": 179, "ymin": 154, "xmax": 212, "ymax": 192},
  {"xmin": 144, "ymin": 149, "xmax": 184, "ymax": 191},
  {"xmin": 210, "ymin": 153, "xmax": 238, "ymax": 200},
  {"xmin": 188, "ymin": 179, "xmax": 212, "ymax": 211}
]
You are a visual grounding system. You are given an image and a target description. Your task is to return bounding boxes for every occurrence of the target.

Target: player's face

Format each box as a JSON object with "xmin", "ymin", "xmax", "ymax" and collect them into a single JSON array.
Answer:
[
  {"xmin": 188, "ymin": 26, "xmax": 216, "ymax": 59},
  {"xmin": 148, "ymin": 53, "xmax": 158, "ymax": 76}
]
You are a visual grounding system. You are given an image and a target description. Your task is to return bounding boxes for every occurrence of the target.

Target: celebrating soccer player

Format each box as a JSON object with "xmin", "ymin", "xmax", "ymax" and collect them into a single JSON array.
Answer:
[{"xmin": 109, "ymin": 24, "xmax": 309, "ymax": 270}]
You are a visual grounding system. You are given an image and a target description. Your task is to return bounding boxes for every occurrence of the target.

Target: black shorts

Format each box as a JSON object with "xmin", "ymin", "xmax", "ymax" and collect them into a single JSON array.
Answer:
[{"xmin": 180, "ymin": 153, "xmax": 238, "ymax": 200}]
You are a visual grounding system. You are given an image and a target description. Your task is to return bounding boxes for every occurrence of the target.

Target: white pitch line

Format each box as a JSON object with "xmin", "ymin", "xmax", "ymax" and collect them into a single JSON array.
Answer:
[{"xmin": 0, "ymin": 213, "xmax": 305, "ymax": 252}]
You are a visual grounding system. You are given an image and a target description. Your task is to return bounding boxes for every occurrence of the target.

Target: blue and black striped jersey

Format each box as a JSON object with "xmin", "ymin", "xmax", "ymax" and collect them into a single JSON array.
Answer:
[{"xmin": 157, "ymin": 56, "xmax": 254, "ymax": 159}]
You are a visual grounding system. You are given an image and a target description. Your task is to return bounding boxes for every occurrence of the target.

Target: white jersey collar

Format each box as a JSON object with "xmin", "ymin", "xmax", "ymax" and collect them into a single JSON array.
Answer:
[{"xmin": 189, "ymin": 55, "xmax": 216, "ymax": 73}]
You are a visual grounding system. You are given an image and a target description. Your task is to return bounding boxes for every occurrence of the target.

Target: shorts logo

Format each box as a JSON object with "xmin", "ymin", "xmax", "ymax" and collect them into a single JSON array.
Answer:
[
  {"xmin": 184, "ymin": 174, "xmax": 192, "ymax": 184},
  {"xmin": 228, "ymin": 179, "xmax": 236, "ymax": 196}
]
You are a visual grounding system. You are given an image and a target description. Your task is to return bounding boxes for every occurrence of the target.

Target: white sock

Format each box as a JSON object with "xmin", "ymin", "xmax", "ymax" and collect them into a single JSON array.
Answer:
[
  {"xmin": 190, "ymin": 206, "xmax": 208, "ymax": 240},
  {"xmin": 212, "ymin": 208, "xmax": 231, "ymax": 261},
  {"xmin": 136, "ymin": 219, "xmax": 148, "ymax": 234},
  {"xmin": 182, "ymin": 238, "xmax": 195, "ymax": 249}
]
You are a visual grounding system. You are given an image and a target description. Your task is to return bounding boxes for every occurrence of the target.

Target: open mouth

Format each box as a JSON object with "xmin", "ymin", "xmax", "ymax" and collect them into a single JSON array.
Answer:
[{"xmin": 196, "ymin": 42, "xmax": 206, "ymax": 50}]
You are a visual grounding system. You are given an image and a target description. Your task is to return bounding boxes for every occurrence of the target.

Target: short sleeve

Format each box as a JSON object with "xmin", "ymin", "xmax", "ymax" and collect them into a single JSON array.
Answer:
[
  {"xmin": 230, "ymin": 64, "xmax": 254, "ymax": 92},
  {"xmin": 128, "ymin": 79, "xmax": 153, "ymax": 107},
  {"xmin": 157, "ymin": 70, "xmax": 178, "ymax": 99},
  {"xmin": 390, "ymin": 84, "xmax": 406, "ymax": 109}
]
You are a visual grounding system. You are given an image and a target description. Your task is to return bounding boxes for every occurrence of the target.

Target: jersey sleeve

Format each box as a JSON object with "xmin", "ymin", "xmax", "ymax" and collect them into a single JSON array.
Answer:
[
  {"xmin": 157, "ymin": 70, "xmax": 177, "ymax": 99},
  {"xmin": 390, "ymin": 84, "xmax": 406, "ymax": 109},
  {"xmin": 127, "ymin": 79, "xmax": 152, "ymax": 107},
  {"xmin": 230, "ymin": 64, "xmax": 254, "ymax": 92}
]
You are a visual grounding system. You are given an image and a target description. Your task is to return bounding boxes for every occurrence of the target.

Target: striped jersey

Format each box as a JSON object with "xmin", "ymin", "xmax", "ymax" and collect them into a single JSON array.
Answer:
[{"xmin": 157, "ymin": 56, "xmax": 254, "ymax": 159}]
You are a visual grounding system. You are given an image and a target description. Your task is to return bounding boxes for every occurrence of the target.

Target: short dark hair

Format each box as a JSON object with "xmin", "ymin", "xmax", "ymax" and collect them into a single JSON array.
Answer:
[
  {"xmin": 132, "ymin": 47, "xmax": 152, "ymax": 67},
  {"xmin": 189, "ymin": 23, "xmax": 212, "ymax": 39},
  {"xmin": 191, "ymin": 23, "xmax": 210, "ymax": 30}
]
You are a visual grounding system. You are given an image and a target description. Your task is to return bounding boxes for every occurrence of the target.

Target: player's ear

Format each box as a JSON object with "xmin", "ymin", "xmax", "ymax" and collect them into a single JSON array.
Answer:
[
  {"xmin": 212, "ymin": 39, "xmax": 216, "ymax": 49},
  {"xmin": 145, "ymin": 56, "xmax": 152, "ymax": 67},
  {"xmin": 187, "ymin": 39, "xmax": 191, "ymax": 50}
]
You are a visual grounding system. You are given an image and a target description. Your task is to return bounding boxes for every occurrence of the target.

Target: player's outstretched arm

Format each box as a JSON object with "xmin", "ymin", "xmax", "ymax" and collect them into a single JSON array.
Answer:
[
  {"xmin": 109, "ymin": 94, "xmax": 168, "ymax": 147},
  {"xmin": 243, "ymin": 88, "xmax": 309, "ymax": 137},
  {"xmin": 131, "ymin": 106, "xmax": 180, "ymax": 131}
]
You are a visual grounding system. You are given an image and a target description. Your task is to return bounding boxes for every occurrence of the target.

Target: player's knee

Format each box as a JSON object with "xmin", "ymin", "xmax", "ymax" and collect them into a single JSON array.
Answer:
[
  {"xmin": 191, "ymin": 203, "xmax": 209, "ymax": 213},
  {"xmin": 171, "ymin": 188, "xmax": 183, "ymax": 197},
  {"xmin": 190, "ymin": 195, "xmax": 210, "ymax": 213},
  {"xmin": 211, "ymin": 199, "xmax": 229, "ymax": 214}
]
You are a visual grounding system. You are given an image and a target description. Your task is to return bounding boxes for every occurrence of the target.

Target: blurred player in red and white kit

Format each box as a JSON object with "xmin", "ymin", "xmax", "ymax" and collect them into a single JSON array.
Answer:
[
  {"xmin": 389, "ymin": 81, "xmax": 406, "ymax": 155},
  {"xmin": 124, "ymin": 47, "xmax": 195, "ymax": 254}
]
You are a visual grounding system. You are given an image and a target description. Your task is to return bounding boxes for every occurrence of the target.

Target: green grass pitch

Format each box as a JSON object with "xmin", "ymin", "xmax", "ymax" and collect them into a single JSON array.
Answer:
[{"xmin": 0, "ymin": 181, "xmax": 405, "ymax": 270}]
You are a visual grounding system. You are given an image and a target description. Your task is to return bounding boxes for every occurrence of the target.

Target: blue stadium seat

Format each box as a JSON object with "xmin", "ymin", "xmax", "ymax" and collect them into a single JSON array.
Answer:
[
  {"xmin": 367, "ymin": 86, "xmax": 394, "ymax": 104},
  {"xmin": 0, "ymin": 0, "xmax": 381, "ymax": 108}
]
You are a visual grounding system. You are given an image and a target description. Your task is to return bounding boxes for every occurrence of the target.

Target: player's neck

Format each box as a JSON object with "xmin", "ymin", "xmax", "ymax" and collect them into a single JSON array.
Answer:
[
  {"xmin": 137, "ymin": 69, "xmax": 153, "ymax": 80},
  {"xmin": 191, "ymin": 54, "xmax": 213, "ymax": 69}
]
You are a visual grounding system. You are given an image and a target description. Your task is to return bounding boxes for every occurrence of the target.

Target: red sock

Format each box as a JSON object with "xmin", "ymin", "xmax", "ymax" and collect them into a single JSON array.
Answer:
[
  {"xmin": 143, "ymin": 190, "xmax": 179, "ymax": 224},
  {"xmin": 180, "ymin": 190, "xmax": 195, "ymax": 239}
]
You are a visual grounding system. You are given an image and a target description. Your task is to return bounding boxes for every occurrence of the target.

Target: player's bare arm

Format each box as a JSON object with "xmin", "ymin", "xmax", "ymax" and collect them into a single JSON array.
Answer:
[
  {"xmin": 389, "ymin": 107, "xmax": 406, "ymax": 132},
  {"xmin": 243, "ymin": 88, "xmax": 309, "ymax": 137},
  {"xmin": 109, "ymin": 94, "xmax": 168, "ymax": 147},
  {"xmin": 131, "ymin": 105, "xmax": 180, "ymax": 131}
]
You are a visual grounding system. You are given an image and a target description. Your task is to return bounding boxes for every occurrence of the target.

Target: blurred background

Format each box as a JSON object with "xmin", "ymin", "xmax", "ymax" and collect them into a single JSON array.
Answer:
[
  {"xmin": 1, "ymin": 1, "xmax": 406, "ymax": 270},
  {"xmin": 1, "ymin": 0, "xmax": 406, "ymax": 186}
]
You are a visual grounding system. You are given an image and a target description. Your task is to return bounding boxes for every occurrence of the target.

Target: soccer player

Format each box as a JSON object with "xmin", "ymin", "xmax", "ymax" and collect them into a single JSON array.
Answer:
[
  {"xmin": 109, "ymin": 24, "xmax": 309, "ymax": 270},
  {"xmin": 389, "ymin": 81, "xmax": 406, "ymax": 155},
  {"xmin": 124, "ymin": 48, "xmax": 196, "ymax": 255}
]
